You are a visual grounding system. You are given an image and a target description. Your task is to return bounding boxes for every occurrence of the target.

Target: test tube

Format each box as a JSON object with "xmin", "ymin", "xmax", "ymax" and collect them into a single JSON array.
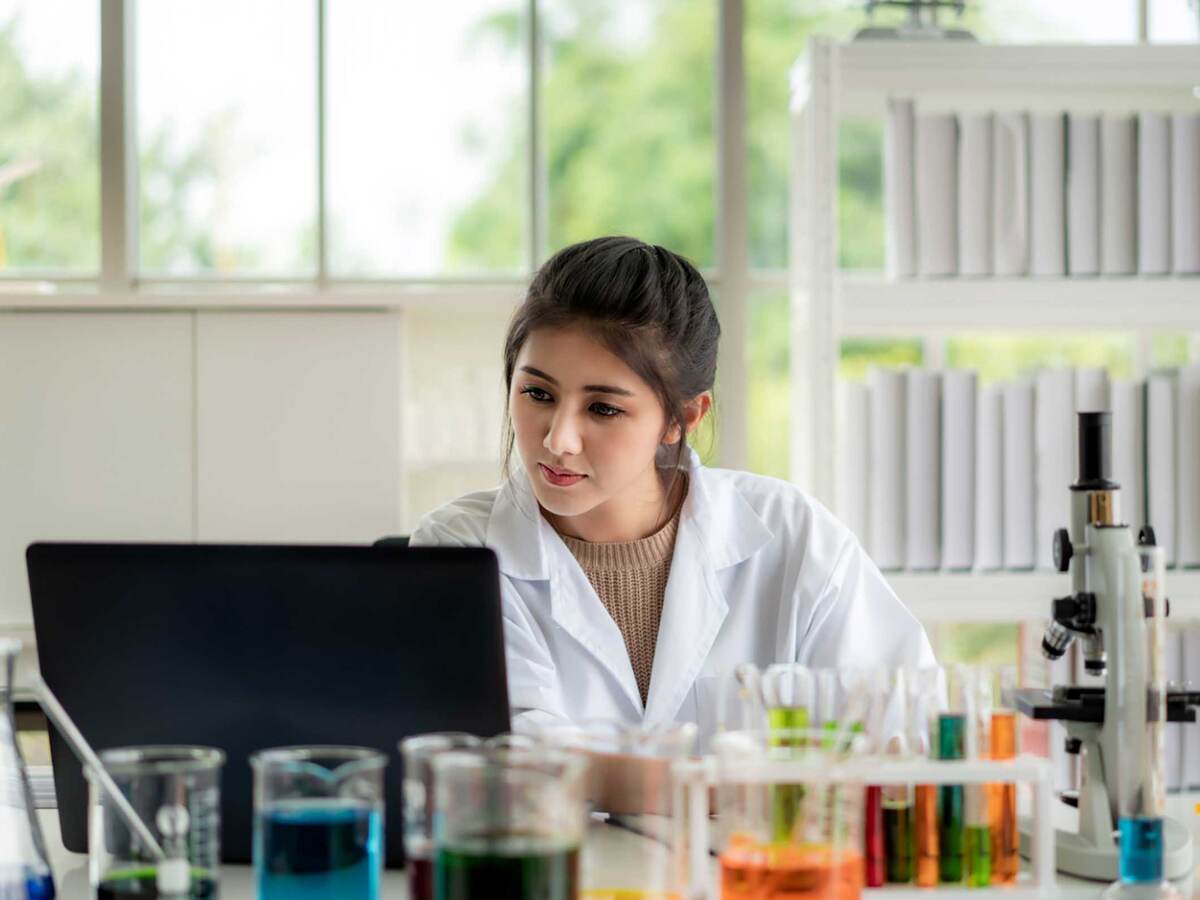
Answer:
[
  {"xmin": 937, "ymin": 712, "xmax": 966, "ymax": 883},
  {"xmin": 762, "ymin": 664, "xmax": 814, "ymax": 841},
  {"xmin": 909, "ymin": 667, "xmax": 944, "ymax": 887},
  {"xmin": 842, "ymin": 667, "xmax": 888, "ymax": 887},
  {"xmin": 965, "ymin": 667, "xmax": 992, "ymax": 887},
  {"xmin": 988, "ymin": 666, "xmax": 1019, "ymax": 885},
  {"xmin": 881, "ymin": 668, "xmax": 913, "ymax": 884}
]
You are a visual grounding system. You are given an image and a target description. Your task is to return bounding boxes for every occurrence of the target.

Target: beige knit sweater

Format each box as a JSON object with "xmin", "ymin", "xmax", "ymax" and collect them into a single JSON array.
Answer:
[{"xmin": 560, "ymin": 505, "xmax": 682, "ymax": 705}]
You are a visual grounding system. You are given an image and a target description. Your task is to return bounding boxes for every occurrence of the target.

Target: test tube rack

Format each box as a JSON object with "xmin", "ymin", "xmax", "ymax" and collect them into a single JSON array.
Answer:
[{"xmin": 672, "ymin": 753, "xmax": 1055, "ymax": 900}]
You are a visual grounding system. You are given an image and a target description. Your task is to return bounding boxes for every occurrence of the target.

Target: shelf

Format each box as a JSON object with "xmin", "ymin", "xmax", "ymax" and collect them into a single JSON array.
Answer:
[
  {"xmin": 837, "ymin": 276, "xmax": 1200, "ymax": 335},
  {"xmin": 887, "ymin": 571, "xmax": 1200, "ymax": 624},
  {"xmin": 804, "ymin": 42, "xmax": 1200, "ymax": 116}
]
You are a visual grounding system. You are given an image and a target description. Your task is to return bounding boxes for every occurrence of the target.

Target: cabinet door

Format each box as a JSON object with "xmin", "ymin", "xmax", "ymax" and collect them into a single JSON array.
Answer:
[
  {"xmin": 0, "ymin": 313, "xmax": 194, "ymax": 625},
  {"xmin": 195, "ymin": 312, "xmax": 402, "ymax": 543}
]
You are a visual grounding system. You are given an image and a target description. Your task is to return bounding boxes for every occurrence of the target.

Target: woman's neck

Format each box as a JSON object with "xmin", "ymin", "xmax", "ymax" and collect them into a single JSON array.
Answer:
[{"xmin": 542, "ymin": 468, "xmax": 686, "ymax": 544}]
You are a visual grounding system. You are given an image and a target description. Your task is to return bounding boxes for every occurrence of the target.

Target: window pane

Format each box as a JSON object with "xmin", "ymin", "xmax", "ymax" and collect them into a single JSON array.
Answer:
[
  {"xmin": 0, "ymin": 0, "xmax": 98, "ymax": 273},
  {"xmin": 945, "ymin": 334, "xmax": 1134, "ymax": 383},
  {"xmin": 542, "ymin": 0, "xmax": 715, "ymax": 266},
  {"xmin": 839, "ymin": 338, "xmax": 923, "ymax": 381},
  {"xmin": 932, "ymin": 623, "xmax": 1019, "ymax": 668},
  {"xmin": 966, "ymin": 1, "xmax": 1137, "ymax": 43},
  {"xmin": 328, "ymin": 1, "xmax": 527, "ymax": 276},
  {"xmin": 1150, "ymin": 0, "xmax": 1200, "ymax": 42},
  {"xmin": 748, "ymin": 290, "xmax": 789, "ymax": 478},
  {"xmin": 1151, "ymin": 335, "xmax": 1190, "ymax": 369},
  {"xmin": 137, "ymin": 1, "xmax": 316, "ymax": 275}
]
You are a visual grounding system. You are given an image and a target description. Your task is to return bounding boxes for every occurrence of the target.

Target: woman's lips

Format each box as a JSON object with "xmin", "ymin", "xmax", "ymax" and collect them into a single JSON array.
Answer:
[{"xmin": 538, "ymin": 463, "xmax": 586, "ymax": 487}]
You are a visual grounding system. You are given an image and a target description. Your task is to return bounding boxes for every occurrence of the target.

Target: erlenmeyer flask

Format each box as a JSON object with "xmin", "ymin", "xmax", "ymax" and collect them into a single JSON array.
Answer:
[{"xmin": 0, "ymin": 639, "xmax": 55, "ymax": 899}]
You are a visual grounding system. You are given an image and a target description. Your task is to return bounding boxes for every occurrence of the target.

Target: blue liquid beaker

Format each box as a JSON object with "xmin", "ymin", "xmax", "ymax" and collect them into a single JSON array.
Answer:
[{"xmin": 251, "ymin": 746, "xmax": 386, "ymax": 900}]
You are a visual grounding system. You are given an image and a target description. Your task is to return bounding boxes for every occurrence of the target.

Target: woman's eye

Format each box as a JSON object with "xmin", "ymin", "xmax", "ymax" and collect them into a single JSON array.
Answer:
[
  {"xmin": 520, "ymin": 386, "xmax": 552, "ymax": 402},
  {"xmin": 590, "ymin": 402, "xmax": 623, "ymax": 418}
]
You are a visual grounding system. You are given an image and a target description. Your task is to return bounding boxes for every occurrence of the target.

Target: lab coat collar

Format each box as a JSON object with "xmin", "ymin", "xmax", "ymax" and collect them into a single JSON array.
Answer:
[
  {"xmin": 486, "ymin": 449, "xmax": 776, "ymax": 721},
  {"xmin": 485, "ymin": 449, "xmax": 775, "ymax": 582}
]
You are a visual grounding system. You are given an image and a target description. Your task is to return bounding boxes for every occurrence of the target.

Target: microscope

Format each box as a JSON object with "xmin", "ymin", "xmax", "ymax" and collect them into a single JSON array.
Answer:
[{"xmin": 1015, "ymin": 411, "xmax": 1198, "ymax": 882}]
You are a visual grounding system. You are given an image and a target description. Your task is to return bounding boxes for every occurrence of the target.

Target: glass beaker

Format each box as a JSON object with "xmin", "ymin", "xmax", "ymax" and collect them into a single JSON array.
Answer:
[
  {"xmin": 87, "ymin": 746, "xmax": 224, "ymax": 899},
  {"xmin": 250, "ymin": 746, "xmax": 387, "ymax": 900},
  {"xmin": 0, "ymin": 638, "xmax": 55, "ymax": 900},
  {"xmin": 432, "ymin": 746, "xmax": 588, "ymax": 900},
  {"xmin": 705, "ymin": 728, "xmax": 866, "ymax": 900},
  {"xmin": 540, "ymin": 719, "xmax": 697, "ymax": 898},
  {"xmin": 399, "ymin": 733, "xmax": 481, "ymax": 900}
]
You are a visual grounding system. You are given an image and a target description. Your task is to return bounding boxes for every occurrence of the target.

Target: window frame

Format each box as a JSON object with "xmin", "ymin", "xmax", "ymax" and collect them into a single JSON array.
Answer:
[{"xmin": 0, "ymin": 0, "xmax": 1162, "ymax": 470}]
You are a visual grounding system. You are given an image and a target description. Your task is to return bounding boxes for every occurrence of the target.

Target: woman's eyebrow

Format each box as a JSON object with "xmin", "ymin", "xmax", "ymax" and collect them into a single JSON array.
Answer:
[{"xmin": 519, "ymin": 365, "xmax": 634, "ymax": 397}]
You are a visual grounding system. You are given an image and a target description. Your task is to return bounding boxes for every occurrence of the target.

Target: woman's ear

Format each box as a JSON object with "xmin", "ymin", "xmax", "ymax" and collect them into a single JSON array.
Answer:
[{"xmin": 662, "ymin": 393, "xmax": 713, "ymax": 445}]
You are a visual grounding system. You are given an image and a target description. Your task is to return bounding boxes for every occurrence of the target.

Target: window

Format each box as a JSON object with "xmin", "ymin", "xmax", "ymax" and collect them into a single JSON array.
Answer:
[
  {"xmin": 328, "ymin": 0, "xmax": 529, "ymax": 276},
  {"xmin": 137, "ymin": 0, "xmax": 317, "ymax": 275},
  {"xmin": 0, "ymin": 0, "xmax": 99, "ymax": 273},
  {"xmin": 542, "ymin": 0, "xmax": 716, "ymax": 265}
]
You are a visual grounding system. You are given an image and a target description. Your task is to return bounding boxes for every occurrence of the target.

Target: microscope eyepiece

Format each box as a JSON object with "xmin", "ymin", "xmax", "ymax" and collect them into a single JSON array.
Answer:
[{"xmin": 1075, "ymin": 411, "xmax": 1118, "ymax": 489}]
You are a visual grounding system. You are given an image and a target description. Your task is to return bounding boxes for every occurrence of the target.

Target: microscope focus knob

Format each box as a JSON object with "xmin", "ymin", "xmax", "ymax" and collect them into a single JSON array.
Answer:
[{"xmin": 1053, "ymin": 528, "xmax": 1073, "ymax": 572}]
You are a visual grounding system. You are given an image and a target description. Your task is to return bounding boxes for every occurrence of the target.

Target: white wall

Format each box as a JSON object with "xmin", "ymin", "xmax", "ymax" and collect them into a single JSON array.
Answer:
[
  {"xmin": 0, "ymin": 310, "xmax": 404, "ymax": 627},
  {"xmin": 402, "ymin": 304, "xmax": 516, "ymax": 528}
]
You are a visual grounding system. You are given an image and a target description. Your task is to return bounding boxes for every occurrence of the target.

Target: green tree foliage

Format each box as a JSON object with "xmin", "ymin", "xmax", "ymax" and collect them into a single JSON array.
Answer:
[
  {"xmin": 1, "ymin": 13, "xmax": 226, "ymax": 274},
  {"xmin": 0, "ymin": 20, "xmax": 98, "ymax": 270}
]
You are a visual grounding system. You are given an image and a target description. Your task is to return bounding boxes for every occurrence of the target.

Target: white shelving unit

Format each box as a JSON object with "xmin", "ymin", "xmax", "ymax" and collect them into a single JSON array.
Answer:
[
  {"xmin": 886, "ymin": 571, "xmax": 1200, "ymax": 624},
  {"xmin": 788, "ymin": 40, "xmax": 1200, "ymax": 621}
]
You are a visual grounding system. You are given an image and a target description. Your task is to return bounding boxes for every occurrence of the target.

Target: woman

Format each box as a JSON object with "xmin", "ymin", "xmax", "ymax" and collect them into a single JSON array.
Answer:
[{"xmin": 411, "ymin": 236, "xmax": 934, "ymax": 746}]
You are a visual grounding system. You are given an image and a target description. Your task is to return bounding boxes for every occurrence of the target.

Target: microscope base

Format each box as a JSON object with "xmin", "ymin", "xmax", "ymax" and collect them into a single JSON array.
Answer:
[{"xmin": 1018, "ymin": 815, "xmax": 1193, "ymax": 882}]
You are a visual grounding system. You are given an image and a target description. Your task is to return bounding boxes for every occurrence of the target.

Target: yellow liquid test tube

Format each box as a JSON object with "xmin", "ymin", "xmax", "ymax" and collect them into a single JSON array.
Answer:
[
  {"xmin": 989, "ymin": 710, "xmax": 1019, "ymax": 884},
  {"xmin": 767, "ymin": 706, "xmax": 810, "ymax": 842}
]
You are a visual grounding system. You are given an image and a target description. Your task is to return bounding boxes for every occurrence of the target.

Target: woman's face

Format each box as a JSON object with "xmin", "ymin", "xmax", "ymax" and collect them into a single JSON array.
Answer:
[{"xmin": 509, "ymin": 326, "xmax": 675, "ymax": 539}]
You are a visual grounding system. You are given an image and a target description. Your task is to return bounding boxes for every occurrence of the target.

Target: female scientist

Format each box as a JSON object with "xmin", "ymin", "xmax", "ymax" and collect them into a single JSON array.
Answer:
[{"xmin": 411, "ymin": 235, "xmax": 934, "ymax": 745}]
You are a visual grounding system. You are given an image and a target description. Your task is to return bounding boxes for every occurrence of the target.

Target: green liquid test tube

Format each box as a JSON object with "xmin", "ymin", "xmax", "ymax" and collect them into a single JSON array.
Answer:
[
  {"xmin": 882, "ymin": 799, "xmax": 913, "ymax": 883},
  {"xmin": 966, "ymin": 823, "xmax": 992, "ymax": 886},
  {"xmin": 937, "ymin": 713, "xmax": 966, "ymax": 884},
  {"xmin": 767, "ymin": 706, "xmax": 809, "ymax": 841}
]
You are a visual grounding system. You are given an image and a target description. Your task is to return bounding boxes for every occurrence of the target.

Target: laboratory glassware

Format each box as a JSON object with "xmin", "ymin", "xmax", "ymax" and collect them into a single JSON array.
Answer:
[
  {"xmin": 400, "ymin": 733, "xmax": 481, "ymax": 900},
  {"xmin": 88, "ymin": 746, "xmax": 224, "ymax": 899},
  {"xmin": 0, "ymin": 639, "xmax": 55, "ymax": 900},
  {"xmin": 432, "ymin": 746, "xmax": 588, "ymax": 900},
  {"xmin": 251, "ymin": 746, "xmax": 386, "ymax": 900}
]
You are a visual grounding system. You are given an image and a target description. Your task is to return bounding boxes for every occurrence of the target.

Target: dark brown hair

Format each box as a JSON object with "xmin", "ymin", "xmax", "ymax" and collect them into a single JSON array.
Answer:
[{"xmin": 502, "ymin": 235, "xmax": 720, "ymax": 477}]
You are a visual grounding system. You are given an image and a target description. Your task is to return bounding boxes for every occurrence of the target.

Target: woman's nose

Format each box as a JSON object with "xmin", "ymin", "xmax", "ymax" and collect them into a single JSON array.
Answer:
[{"xmin": 544, "ymin": 411, "xmax": 583, "ymax": 456}]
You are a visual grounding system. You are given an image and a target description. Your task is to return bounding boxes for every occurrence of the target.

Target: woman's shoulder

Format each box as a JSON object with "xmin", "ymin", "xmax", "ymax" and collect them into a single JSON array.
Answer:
[
  {"xmin": 409, "ymin": 485, "xmax": 504, "ymax": 547},
  {"xmin": 697, "ymin": 465, "xmax": 859, "ymax": 566},
  {"xmin": 701, "ymin": 466, "xmax": 846, "ymax": 532}
]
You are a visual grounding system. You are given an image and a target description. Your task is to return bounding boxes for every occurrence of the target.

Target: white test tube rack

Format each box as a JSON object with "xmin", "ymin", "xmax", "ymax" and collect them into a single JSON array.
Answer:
[{"xmin": 672, "ymin": 753, "xmax": 1056, "ymax": 900}]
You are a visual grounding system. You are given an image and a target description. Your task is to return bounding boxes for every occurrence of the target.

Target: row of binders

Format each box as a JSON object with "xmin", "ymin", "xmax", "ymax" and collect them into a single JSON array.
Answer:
[
  {"xmin": 1163, "ymin": 626, "xmax": 1200, "ymax": 793},
  {"xmin": 838, "ymin": 364, "xmax": 1200, "ymax": 572},
  {"xmin": 885, "ymin": 101, "xmax": 1200, "ymax": 278}
]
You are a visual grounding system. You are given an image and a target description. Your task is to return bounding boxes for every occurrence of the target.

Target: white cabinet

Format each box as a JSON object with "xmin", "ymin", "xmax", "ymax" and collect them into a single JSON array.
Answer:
[
  {"xmin": 0, "ymin": 313, "xmax": 194, "ymax": 625},
  {"xmin": 195, "ymin": 312, "xmax": 403, "ymax": 543}
]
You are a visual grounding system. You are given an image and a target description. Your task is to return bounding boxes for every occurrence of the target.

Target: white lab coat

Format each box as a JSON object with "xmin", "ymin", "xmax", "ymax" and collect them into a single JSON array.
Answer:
[{"xmin": 410, "ymin": 450, "xmax": 934, "ymax": 747}]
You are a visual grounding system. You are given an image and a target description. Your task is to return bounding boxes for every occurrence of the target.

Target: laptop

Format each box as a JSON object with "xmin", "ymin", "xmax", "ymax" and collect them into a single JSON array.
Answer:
[{"xmin": 27, "ymin": 541, "xmax": 510, "ymax": 867}]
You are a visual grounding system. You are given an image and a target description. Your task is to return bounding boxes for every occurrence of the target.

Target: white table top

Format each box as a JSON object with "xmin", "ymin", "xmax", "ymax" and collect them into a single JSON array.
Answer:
[{"xmin": 37, "ymin": 806, "xmax": 1200, "ymax": 899}]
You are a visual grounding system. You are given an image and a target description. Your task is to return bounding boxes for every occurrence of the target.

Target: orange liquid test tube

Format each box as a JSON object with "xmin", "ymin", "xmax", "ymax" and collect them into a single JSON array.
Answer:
[
  {"xmin": 914, "ymin": 783, "xmax": 939, "ymax": 886},
  {"xmin": 989, "ymin": 710, "xmax": 1019, "ymax": 884}
]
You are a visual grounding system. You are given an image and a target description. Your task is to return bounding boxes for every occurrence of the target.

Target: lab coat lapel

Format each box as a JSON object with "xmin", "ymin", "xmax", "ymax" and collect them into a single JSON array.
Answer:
[
  {"xmin": 547, "ymin": 540, "xmax": 644, "ymax": 713},
  {"xmin": 643, "ymin": 454, "xmax": 775, "ymax": 724},
  {"xmin": 486, "ymin": 463, "xmax": 643, "ymax": 712}
]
